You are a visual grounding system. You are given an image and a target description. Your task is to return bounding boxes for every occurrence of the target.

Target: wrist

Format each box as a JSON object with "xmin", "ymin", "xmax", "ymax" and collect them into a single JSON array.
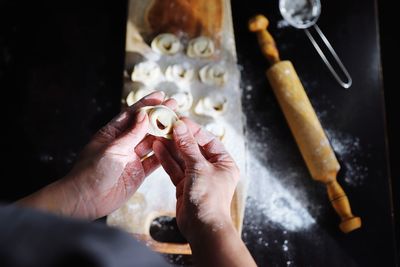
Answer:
[
  {"xmin": 187, "ymin": 217, "xmax": 256, "ymax": 267},
  {"xmin": 186, "ymin": 215, "xmax": 235, "ymax": 245},
  {"xmin": 57, "ymin": 175, "xmax": 94, "ymax": 219}
]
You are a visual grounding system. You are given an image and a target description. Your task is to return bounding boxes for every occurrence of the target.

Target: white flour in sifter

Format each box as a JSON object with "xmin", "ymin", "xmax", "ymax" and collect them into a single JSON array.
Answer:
[{"xmin": 280, "ymin": 0, "xmax": 319, "ymax": 26}]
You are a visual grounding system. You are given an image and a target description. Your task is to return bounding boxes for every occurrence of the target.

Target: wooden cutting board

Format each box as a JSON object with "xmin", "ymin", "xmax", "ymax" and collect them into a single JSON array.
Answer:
[{"xmin": 107, "ymin": 0, "xmax": 247, "ymax": 255}]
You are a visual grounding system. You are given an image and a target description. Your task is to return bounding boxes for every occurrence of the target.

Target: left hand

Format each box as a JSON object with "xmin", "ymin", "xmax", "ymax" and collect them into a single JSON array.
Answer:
[{"xmin": 18, "ymin": 91, "xmax": 176, "ymax": 220}]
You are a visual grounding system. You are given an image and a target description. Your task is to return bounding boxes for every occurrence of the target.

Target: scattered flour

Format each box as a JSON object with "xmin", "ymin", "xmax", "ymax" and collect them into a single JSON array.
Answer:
[
  {"xmin": 239, "ymin": 70, "xmax": 367, "ymax": 262},
  {"xmin": 245, "ymin": 153, "xmax": 316, "ymax": 232},
  {"xmin": 326, "ymin": 129, "xmax": 367, "ymax": 186},
  {"xmin": 39, "ymin": 153, "xmax": 54, "ymax": 163}
]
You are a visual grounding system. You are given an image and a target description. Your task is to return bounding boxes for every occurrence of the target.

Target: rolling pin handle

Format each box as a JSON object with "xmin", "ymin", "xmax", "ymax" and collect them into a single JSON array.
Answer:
[
  {"xmin": 326, "ymin": 180, "xmax": 361, "ymax": 233},
  {"xmin": 248, "ymin": 15, "xmax": 280, "ymax": 64}
]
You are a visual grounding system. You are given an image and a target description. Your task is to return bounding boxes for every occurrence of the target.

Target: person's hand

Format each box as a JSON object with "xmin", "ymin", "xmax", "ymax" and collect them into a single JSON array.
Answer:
[
  {"xmin": 153, "ymin": 118, "xmax": 256, "ymax": 267},
  {"xmin": 18, "ymin": 91, "xmax": 176, "ymax": 220},
  {"xmin": 154, "ymin": 118, "xmax": 256, "ymax": 267},
  {"xmin": 153, "ymin": 118, "xmax": 240, "ymax": 241}
]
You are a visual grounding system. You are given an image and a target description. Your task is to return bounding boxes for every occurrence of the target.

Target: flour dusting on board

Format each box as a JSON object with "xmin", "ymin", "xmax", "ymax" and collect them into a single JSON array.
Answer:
[{"xmin": 108, "ymin": 2, "xmax": 249, "ymax": 248}]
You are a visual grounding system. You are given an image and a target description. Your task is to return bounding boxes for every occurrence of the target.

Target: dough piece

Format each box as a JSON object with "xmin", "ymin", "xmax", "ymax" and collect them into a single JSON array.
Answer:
[
  {"xmin": 141, "ymin": 105, "xmax": 179, "ymax": 139},
  {"xmin": 170, "ymin": 91, "xmax": 193, "ymax": 112},
  {"xmin": 131, "ymin": 61, "xmax": 162, "ymax": 84},
  {"xmin": 151, "ymin": 33, "xmax": 181, "ymax": 55},
  {"xmin": 126, "ymin": 87, "xmax": 154, "ymax": 106},
  {"xmin": 165, "ymin": 64, "xmax": 194, "ymax": 83},
  {"xmin": 187, "ymin": 36, "xmax": 215, "ymax": 58},
  {"xmin": 205, "ymin": 121, "xmax": 225, "ymax": 140},
  {"xmin": 199, "ymin": 64, "xmax": 228, "ymax": 86},
  {"xmin": 194, "ymin": 94, "xmax": 227, "ymax": 118}
]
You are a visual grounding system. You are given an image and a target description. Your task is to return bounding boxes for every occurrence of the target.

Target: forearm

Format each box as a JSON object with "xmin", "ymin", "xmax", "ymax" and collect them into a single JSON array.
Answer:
[
  {"xmin": 16, "ymin": 178, "xmax": 85, "ymax": 218},
  {"xmin": 189, "ymin": 221, "xmax": 257, "ymax": 267}
]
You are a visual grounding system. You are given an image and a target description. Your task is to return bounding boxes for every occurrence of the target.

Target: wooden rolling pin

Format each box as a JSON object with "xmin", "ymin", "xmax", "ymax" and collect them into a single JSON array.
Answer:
[{"xmin": 248, "ymin": 15, "xmax": 361, "ymax": 233}]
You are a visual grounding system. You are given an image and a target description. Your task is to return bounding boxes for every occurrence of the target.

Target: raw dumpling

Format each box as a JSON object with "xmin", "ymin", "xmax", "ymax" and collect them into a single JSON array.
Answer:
[
  {"xmin": 194, "ymin": 94, "xmax": 227, "ymax": 118},
  {"xmin": 205, "ymin": 121, "xmax": 225, "ymax": 140},
  {"xmin": 187, "ymin": 36, "xmax": 215, "ymax": 58},
  {"xmin": 151, "ymin": 33, "xmax": 181, "ymax": 55},
  {"xmin": 165, "ymin": 64, "xmax": 194, "ymax": 83},
  {"xmin": 199, "ymin": 64, "xmax": 228, "ymax": 86},
  {"xmin": 126, "ymin": 86, "xmax": 154, "ymax": 107},
  {"xmin": 170, "ymin": 91, "xmax": 193, "ymax": 112},
  {"xmin": 131, "ymin": 61, "xmax": 162, "ymax": 84},
  {"xmin": 141, "ymin": 105, "xmax": 179, "ymax": 139}
]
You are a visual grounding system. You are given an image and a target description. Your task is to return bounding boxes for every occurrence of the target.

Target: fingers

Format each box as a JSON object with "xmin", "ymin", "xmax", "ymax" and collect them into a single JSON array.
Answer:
[
  {"xmin": 163, "ymin": 98, "xmax": 178, "ymax": 111},
  {"xmin": 158, "ymin": 138, "xmax": 185, "ymax": 168},
  {"xmin": 175, "ymin": 179, "xmax": 185, "ymax": 199},
  {"xmin": 181, "ymin": 118, "xmax": 232, "ymax": 162},
  {"xmin": 129, "ymin": 91, "xmax": 166, "ymax": 111},
  {"xmin": 94, "ymin": 91, "xmax": 165, "ymax": 142},
  {"xmin": 102, "ymin": 91, "xmax": 178, "ymax": 152},
  {"xmin": 134, "ymin": 97, "xmax": 177, "ymax": 158},
  {"xmin": 142, "ymin": 154, "xmax": 160, "ymax": 177},
  {"xmin": 153, "ymin": 140, "xmax": 184, "ymax": 185},
  {"xmin": 110, "ymin": 110, "xmax": 149, "ymax": 153},
  {"xmin": 135, "ymin": 135, "xmax": 156, "ymax": 158},
  {"xmin": 173, "ymin": 120, "xmax": 206, "ymax": 167}
]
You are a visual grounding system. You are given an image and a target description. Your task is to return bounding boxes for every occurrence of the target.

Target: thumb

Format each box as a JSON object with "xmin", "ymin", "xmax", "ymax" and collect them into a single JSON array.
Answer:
[
  {"xmin": 109, "ymin": 110, "xmax": 149, "ymax": 154},
  {"xmin": 173, "ymin": 120, "xmax": 205, "ymax": 167}
]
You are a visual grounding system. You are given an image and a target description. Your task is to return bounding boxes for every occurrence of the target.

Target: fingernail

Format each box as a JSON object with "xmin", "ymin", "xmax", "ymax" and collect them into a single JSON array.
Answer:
[
  {"xmin": 136, "ymin": 110, "xmax": 147, "ymax": 122},
  {"xmin": 144, "ymin": 91, "xmax": 165, "ymax": 100},
  {"xmin": 173, "ymin": 120, "xmax": 187, "ymax": 135}
]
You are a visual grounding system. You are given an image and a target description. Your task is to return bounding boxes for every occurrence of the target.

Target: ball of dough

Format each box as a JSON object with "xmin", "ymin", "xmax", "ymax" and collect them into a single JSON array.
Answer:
[
  {"xmin": 151, "ymin": 33, "xmax": 181, "ymax": 55},
  {"xmin": 187, "ymin": 36, "xmax": 215, "ymax": 58},
  {"xmin": 170, "ymin": 91, "xmax": 193, "ymax": 112},
  {"xmin": 126, "ymin": 87, "xmax": 154, "ymax": 107},
  {"xmin": 165, "ymin": 64, "xmax": 194, "ymax": 83},
  {"xmin": 131, "ymin": 61, "xmax": 162, "ymax": 84},
  {"xmin": 199, "ymin": 64, "xmax": 228, "ymax": 86},
  {"xmin": 194, "ymin": 94, "xmax": 228, "ymax": 118},
  {"xmin": 141, "ymin": 105, "xmax": 179, "ymax": 139}
]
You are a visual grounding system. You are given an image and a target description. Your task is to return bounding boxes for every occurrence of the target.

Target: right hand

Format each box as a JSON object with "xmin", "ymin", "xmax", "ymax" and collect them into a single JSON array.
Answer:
[{"xmin": 153, "ymin": 118, "xmax": 240, "ymax": 242}]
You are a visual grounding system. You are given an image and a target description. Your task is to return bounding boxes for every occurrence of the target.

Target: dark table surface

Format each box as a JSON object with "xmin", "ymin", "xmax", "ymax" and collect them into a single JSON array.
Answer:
[{"xmin": 0, "ymin": 0, "xmax": 398, "ymax": 266}]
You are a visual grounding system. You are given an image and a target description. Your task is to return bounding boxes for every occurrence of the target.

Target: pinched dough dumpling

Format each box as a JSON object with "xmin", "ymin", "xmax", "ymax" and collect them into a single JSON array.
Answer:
[
  {"xmin": 131, "ymin": 61, "xmax": 162, "ymax": 84},
  {"xmin": 187, "ymin": 36, "xmax": 215, "ymax": 58},
  {"xmin": 151, "ymin": 33, "xmax": 181, "ymax": 55},
  {"xmin": 126, "ymin": 87, "xmax": 154, "ymax": 107},
  {"xmin": 194, "ymin": 94, "xmax": 228, "ymax": 118},
  {"xmin": 205, "ymin": 121, "xmax": 225, "ymax": 140},
  {"xmin": 165, "ymin": 64, "xmax": 194, "ymax": 83},
  {"xmin": 170, "ymin": 91, "xmax": 193, "ymax": 112},
  {"xmin": 199, "ymin": 64, "xmax": 228, "ymax": 86},
  {"xmin": 141, "ymin": 105, "xmax": 179, "ymax": 139}
]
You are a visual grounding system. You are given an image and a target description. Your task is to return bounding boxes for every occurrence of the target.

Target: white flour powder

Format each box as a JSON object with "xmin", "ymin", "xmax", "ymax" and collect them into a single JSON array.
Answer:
[
  {"xmin": 244, "ymin": 133, "xmax": 316, "ymax": 232},
  {"xmin": 326, "ymin": 129, "xmax": 367, "ymax": 186}
]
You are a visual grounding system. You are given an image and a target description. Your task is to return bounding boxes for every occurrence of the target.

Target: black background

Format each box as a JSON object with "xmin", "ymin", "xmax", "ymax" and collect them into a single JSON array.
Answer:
[{"xmin": 0, "ymin": 0, "xmax": 398, "ymax": 266}]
